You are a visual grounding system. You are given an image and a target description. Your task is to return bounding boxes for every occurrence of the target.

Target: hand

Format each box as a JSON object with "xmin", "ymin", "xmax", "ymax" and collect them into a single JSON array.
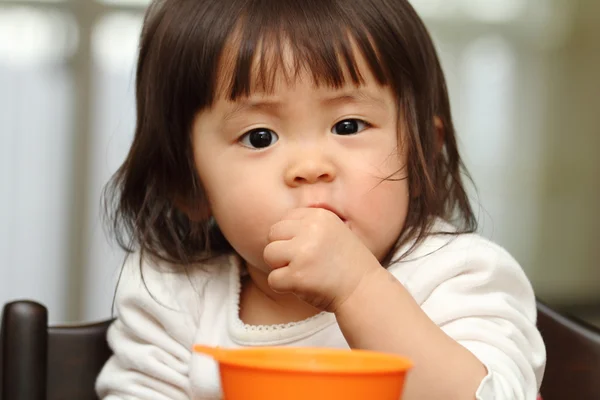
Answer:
[{"xmin": 263, "ymin": 207, "xmax": 382, "ymax": 312}]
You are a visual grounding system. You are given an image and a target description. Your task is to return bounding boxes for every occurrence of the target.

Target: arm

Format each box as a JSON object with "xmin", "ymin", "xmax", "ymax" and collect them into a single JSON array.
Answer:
[
  {"xmin": 96, "ymin": 253, "xmax": 202, "ymax": 399},
  {"xmin": 335, "ymin": 238, "xmax": 545, "ymax": 400},
  {"xmin": 265, "ymin": 209, "xmax": 545, "ymax": 399},
  {"xmin": 336, "ymin": 266, "xmax": 486, "ymax": 399}
]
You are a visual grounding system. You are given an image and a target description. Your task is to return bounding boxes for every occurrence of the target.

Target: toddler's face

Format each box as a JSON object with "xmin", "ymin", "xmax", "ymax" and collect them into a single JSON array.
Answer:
[{"xmin": 192, "ymin": 60, "xmax": 409, "ymax": 273}]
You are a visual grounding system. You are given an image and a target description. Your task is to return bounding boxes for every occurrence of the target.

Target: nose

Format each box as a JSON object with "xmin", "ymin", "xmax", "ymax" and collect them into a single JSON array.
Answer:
[{"xmin": 284, "ymin": 153, "xmax": 336, "ymax": 187}]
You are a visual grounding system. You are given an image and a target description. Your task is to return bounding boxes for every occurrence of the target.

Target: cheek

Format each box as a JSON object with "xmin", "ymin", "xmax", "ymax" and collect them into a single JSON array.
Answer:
[
  {"xmin": 202, "ymin": 162, "xmax": 279, "ymax": 223},
  {"xmin": 361, "ymin": 180, "xmax": 409, "ymax": 261},
  {"xmin": 198, "ymin": 165, "xmax": 280, "ymax": 270},
  {"xmin": 377, "ymin": 150, "xmax": 409, "ymax": 244},
  {"xmin": 213, "ymin": 182, "xmax": 274, "ymax": 230},
  {"xmin": 349, "ymin": 148, "xmax": 409, "ymax": 259},
  {"xmin": 192, "ymin": 125, "xmax": 275, "ymax": 264},
  {"xmin": 358, "ymin": 178, "xmax": 408, "ymax": 231}
]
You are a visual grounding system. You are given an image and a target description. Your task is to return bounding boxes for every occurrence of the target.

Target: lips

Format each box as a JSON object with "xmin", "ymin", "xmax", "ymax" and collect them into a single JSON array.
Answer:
[{"xmin": 308, "ymin": 203, "xmax": 347, "ymax": 222}]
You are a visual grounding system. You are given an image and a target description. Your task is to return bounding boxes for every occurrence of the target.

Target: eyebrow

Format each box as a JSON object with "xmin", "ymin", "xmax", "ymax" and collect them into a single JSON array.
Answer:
[
  {"xmin": 223, "ymin": 99, "xmax": 281, "ymax": 121},
  {"xmin": 222, "ymin": 89, "xmax": 387, "ymax": 121},
  {"xmin": 320, "ymin": 90, "xmax": 388, "ymax": 108}
]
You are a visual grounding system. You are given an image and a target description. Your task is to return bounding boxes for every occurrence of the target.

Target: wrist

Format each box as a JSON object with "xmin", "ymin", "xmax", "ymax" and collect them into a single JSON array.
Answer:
[{"xmin": 333, "ymin": 263, "xmax": 388, "ymax": 316}]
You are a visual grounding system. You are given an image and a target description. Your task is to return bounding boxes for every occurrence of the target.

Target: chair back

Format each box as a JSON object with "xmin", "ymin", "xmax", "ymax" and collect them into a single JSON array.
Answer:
[
  {"xmin": 1, "ymin": 300, "xmax": 113, "ymax": 400},
  {"xmin": 537, "ymin": 300, "xmax": 600, "ymax": 400}
]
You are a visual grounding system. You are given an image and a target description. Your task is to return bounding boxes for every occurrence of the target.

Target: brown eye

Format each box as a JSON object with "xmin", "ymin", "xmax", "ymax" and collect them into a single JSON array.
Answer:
[
  {"xmin": 332, "ymin": 119, "xmax": 369, "ymax": 135},
  {"xmin": 240, "ymin": 128, "xmax": 279, "ymax": 149}
]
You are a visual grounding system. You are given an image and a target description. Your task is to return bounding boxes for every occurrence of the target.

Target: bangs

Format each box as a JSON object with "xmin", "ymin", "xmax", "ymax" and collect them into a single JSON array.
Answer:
[
  {"xmin": 167, "ymin": 0, "xmax": 399, "ymax": 107},
  {"xmin": 138, "ymin": 0, "xmax": 419, "ymax": 115},
  {"xmin": 219, "ymin": 2, "xmax": 391, "ymax": 101}
]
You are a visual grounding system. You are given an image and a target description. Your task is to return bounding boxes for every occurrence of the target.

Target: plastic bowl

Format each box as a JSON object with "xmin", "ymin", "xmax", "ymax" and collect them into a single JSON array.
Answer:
[{"xmin": 194, "ymin": 345, "xmax": 412, "ymax": 400}]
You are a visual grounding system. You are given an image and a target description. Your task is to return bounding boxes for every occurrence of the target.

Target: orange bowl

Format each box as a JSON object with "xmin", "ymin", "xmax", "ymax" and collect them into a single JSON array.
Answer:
[{"xmin": 194, "ymin": 345, "xmax": 412, "ymax": 400}]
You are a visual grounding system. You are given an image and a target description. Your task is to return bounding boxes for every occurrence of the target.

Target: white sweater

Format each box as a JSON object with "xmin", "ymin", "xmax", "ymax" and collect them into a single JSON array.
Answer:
[{"xmin": 96, "ymin": 226, "xmax": 546, "ymax": 400}]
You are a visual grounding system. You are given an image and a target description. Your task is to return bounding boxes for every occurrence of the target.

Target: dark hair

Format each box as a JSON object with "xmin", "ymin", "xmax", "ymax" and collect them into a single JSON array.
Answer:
[{"xmin": 104, "ymin": 0, "xmax": 476, "ymax": 267}]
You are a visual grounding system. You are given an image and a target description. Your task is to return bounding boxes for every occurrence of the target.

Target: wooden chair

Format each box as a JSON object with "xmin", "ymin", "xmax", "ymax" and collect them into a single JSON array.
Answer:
[
  {"xmin": 537, "ymin": 300, "xmax": 600, "ymax": 400},
  {"xmin": 0, "ymin": 300, "xmax": 113, "ymax": 400}
]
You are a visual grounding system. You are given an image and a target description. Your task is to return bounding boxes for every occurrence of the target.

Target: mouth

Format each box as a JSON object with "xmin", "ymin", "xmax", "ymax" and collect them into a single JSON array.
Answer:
[{"xmin": 308, "ymin": 203, "xmax": 347, "ymax": 223}]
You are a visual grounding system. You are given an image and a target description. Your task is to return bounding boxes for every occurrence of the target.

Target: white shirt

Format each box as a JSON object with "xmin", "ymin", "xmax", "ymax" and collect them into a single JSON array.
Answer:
[{"xmin": 96, "ymin": 222, "xmax": 546, "ymax": 399}]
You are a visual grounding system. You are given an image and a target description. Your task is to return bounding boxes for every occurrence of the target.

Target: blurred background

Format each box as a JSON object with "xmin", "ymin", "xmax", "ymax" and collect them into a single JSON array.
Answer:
[{"xmin": 0, "ymin": 0, "xmax": 599, "ymax": 324}]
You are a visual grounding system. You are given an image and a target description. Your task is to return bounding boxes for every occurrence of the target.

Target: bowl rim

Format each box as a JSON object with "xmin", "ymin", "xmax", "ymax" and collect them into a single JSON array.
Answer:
[{"xmin": 193, "ymin": 346, "xmax": 413, "ymax": 374}]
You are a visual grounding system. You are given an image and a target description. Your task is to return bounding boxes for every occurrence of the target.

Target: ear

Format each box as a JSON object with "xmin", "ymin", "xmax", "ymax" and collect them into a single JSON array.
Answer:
[
  {"xmin": 434, "ymin": 116, "xmax": 445, "ymax": 155},
  {"xmin": 173, "ymin": 194, "xmax": 211, "ymax": 222}
]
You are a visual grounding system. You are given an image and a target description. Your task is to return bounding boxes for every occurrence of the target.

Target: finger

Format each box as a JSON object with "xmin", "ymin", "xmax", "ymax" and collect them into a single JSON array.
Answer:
[
  {"xmin": 268, "ymin": 219, "xmax": 302, "ymax": 242},
  {"xmin": 263, "ymin": 239, "xmax": 295, "ymax": 269},
  {"xmin": 280, "ymin": 207, "xmax": 313, "ymax": 221},
  {"xmin": 267, "ymin": 266, "xmax": 297, "ymax": 294},
  {"xmin": 283, "ymin": 207, "xmax": 341, "ymax": 224}
]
